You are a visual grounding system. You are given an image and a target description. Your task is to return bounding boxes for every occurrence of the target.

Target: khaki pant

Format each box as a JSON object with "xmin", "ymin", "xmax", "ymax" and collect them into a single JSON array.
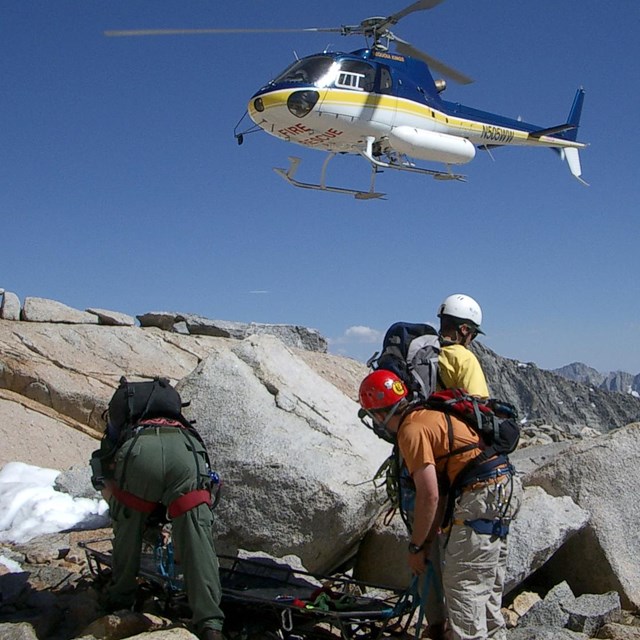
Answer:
[{"xmin": 440, "ymin": 474, "xmax": 522, "ymax": 640}]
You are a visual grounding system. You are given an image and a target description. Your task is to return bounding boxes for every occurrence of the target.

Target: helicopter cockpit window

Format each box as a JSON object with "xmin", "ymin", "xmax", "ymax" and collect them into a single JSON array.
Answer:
[
  {"xmin": 334, "ymin": 60, "xmax": 375, "ymax": 92},
  {"xmin": 273, "ymin": 56, "xmax": 336, "ymax": 87}
]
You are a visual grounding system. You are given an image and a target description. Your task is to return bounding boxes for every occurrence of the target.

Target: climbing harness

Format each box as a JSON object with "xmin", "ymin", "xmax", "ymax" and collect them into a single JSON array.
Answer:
[{"xmin": 108, "ymin": 419, "xmax": 221, "ymax": 520}]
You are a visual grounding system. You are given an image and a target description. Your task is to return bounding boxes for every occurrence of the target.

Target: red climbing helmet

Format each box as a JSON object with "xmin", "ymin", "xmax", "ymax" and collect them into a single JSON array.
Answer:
[{"xmin": 359, "ymin": 370, "xmax": 408, "ymax": 412}]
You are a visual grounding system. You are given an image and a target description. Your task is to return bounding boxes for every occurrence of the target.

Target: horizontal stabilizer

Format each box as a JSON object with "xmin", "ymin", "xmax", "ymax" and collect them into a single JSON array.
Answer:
[
  {"xmin": 529, "ymin": 123, "xmax": 577, "ymax": 139},
  {"xmin": 531, "ymin": 88, "xmax": 586, "ymax": 142}
]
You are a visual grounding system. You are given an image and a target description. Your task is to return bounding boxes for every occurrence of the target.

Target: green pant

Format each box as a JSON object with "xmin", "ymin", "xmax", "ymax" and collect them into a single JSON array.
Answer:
[{"xmin": 106, "ymin": 427, "xmax": 224, "ymax": 634}]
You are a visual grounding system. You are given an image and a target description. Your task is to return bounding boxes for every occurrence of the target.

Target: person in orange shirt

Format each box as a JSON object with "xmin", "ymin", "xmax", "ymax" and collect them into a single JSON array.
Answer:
[{"xmin": 359, "ymin": 370, "xmax": 522, "ymax": 640}]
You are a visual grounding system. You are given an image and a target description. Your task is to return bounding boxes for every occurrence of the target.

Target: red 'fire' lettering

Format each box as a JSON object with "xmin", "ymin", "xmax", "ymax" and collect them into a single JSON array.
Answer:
[{"xmin": 278, "ymin": 124, "xmax": 314, "ymax": 137}]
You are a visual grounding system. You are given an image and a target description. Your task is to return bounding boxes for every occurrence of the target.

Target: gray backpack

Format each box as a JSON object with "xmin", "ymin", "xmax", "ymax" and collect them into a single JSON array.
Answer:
[{"xmin": 367, "ymin": 322, "xmax": 442, "ymax": 401}]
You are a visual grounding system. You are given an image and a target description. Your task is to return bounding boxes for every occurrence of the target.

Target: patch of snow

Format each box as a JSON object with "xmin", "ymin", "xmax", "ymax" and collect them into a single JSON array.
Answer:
[
  {"xmin": 0, "ymin": 461, "xmax": 109, "ymax": 544},
  {"xmin": 0, "ymin": 554, "xmax": 23, "ymax": 573}
]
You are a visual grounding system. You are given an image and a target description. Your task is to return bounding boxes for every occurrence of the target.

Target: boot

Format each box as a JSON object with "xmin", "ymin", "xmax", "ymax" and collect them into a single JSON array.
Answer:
[
  {"xmin": 199, "ymin": 629, "xmax": 226, "ymax": 640},
  {"xmin": 425, "ymin": 621, "xmax": 447, "ymax": 640}
]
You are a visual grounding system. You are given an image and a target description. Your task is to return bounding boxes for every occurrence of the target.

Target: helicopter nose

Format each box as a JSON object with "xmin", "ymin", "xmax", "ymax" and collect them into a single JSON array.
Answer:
[{"xmin": 287, "ymin": 90, "xmax": 319, "ymax": 118}]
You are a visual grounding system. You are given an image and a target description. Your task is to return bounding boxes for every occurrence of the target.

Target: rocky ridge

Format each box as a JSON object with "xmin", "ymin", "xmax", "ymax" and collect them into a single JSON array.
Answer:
[
  {"xmin": 0, "ymin": 292, "xmax": 328, "ymax": 353},
  {"xmin": 473, "ymin": 343, "xmax": 640, "ymax": 432}
]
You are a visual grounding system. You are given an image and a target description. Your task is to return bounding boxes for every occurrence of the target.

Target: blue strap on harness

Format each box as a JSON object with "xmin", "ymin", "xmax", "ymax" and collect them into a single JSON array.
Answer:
[
  {"xmin": 458, "ymin": 456, "xmax": 512, "ymax": 487},
  {"xmin": 414, "ymin": 562, "xmax": 439, "ymax": 640},
  {"xmin": 464, "ymin": 518, "xmax": 510, "ymax": 538},
  {"xmin": 460, "ymin": 463, "xmax": 514, "ymax": 539},
  {"xmin": 155, "ymin": 540, "xmax": 181, "ymax": 591}
]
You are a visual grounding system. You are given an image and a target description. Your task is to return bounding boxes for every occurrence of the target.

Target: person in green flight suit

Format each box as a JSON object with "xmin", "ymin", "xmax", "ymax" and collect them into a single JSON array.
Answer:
[{"xmin": 93, "ymin": 376, "xmax": 226, "ymax": 640}]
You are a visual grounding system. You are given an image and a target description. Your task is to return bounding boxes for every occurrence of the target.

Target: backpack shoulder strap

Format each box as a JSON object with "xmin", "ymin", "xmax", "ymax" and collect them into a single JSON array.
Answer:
[{"xmin": 432, "ymin": 406, "xmax": 480, "ymax": 462}]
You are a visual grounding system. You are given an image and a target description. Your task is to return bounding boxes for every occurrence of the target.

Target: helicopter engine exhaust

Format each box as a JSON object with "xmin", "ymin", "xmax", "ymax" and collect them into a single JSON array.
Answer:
[{"xmin": 388, "ymin": 127, "xmax": 476, "ymax": 165}]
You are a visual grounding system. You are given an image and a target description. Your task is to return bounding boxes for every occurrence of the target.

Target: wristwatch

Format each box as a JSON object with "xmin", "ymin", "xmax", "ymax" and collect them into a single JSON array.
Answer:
[{"xmin": 408, "ymin": 542, "xmax": 424, "ymax": 554}]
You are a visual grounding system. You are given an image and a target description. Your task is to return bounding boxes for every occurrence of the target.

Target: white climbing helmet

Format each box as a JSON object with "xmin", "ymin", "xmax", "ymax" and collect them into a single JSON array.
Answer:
[{"xmin": 438, "ymin": 294, "xmax": 484, "ymax": 333}]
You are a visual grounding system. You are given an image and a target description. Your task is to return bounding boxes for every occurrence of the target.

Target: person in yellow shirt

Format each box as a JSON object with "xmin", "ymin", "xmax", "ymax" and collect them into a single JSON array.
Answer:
[
  {"xmin": 437, "ymin": 294, "xmax": 489, "ymax": 399},
  {"xmin": 425, "ymin": 294, "xmax": 491, "ymax": 637}
]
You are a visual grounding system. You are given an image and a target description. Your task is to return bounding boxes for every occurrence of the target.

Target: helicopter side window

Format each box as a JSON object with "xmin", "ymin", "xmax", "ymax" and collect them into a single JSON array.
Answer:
[
  {"xmin": 336, "ymin": 71, "xmax": 366, "ymax": 91},
  {"xmin": 334, "ymin": 60, "xmax": 375, "ymax": 92},
  {"xmin": 273, "ymin": 56, "xmax": 336, "ymax": 86},
  {"xmin": 379, "ymin": 66, "xmax": 393, "ymax": 93}
]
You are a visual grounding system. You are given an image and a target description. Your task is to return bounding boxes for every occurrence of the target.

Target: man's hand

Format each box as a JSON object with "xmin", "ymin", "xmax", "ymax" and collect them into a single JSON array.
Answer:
[{"xmin": 407, "ymin": 541, "xmax": 432, "ymax": 575}]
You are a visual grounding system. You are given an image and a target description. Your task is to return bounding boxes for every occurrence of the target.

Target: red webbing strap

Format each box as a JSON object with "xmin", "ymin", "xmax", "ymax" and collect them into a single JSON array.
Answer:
[
  {"xmin": 168, "ymin": 489, "xmax": 212, "ymax": 519},
  {"xmin": 137, "ymin": 418, "xmax": 184, "ymax": 428},
  {"xmin": 110, "ymin": 483, "xmax": 212, "ymax": 518},
  {"xmin": 109, "ymin": 483, "xmax": 158, "ymax": 514}
]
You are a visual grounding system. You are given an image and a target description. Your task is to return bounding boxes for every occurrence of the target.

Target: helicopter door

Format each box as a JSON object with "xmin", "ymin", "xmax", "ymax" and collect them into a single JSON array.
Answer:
[
  {"xmin": 317, "ymin": 60, "xmax": 396, "ymax": 134},
  {"xmin": 375, "ymin": 65, "xmax": 397, "ymax": 128}
]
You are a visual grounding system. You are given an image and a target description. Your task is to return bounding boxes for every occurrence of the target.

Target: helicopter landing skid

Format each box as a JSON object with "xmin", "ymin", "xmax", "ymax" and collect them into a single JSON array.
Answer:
[
  {"xmin": 274, "ymin": 155, "xmax": 386, "ymax": 200},
  {"xmin": 360, "ymin": 137, "xmax": 467, "ymax": 182}
]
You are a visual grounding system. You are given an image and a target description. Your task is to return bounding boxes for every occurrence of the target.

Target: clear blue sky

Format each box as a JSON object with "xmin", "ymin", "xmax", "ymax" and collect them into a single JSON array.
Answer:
[{"xmin": 2, "ymin": 1, "xmax": 639, "ymax": 374}]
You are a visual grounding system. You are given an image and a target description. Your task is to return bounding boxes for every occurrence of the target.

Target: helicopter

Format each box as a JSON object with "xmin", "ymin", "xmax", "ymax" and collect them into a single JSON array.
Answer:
[{"xmin": 106, "ymin": 0, "xmax": 588, "ymax": 200}]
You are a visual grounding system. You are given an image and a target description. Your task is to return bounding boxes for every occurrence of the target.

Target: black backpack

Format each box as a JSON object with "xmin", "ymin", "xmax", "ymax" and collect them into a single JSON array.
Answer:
[
  {"xmin": 106, "ymin": 376, "xmax": 187, "ymax": 442},
  {"xmin": 367, "ymin": 322, "xmax": 441, "ymax": 401},
  {"xmin": 92, "ymin": 376, "xmax": 222, "ymax": 513},
  {"xmin": 423, "ymin": 388, "xmax": 521, "ymax": 460}
]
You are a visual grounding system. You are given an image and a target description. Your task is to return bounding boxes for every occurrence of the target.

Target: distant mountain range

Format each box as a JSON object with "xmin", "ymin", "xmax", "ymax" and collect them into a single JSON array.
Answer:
[{"xmin": 552, "ymin": 362, "xmax": 640, "ymax": 398}]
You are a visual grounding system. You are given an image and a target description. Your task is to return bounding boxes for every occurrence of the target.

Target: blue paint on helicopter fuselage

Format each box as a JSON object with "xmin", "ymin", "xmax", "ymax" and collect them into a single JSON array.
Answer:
[
  {"xmin": 251, "ymin": 48, "xmax": 566, "ymax": 142},
  {"xmin": 251, "ymin": 48, "xmax": 446, "ymax": 107},
  {"xmin": 443, "ymin": 101, "xmax": 542, "ymax": 135}
]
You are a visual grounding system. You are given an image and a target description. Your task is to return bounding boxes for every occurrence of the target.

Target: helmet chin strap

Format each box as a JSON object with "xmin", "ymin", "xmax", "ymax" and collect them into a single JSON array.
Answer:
[
  {"xmin": 359, "ymin": 400, "xmax": 405, "ymax": 442},
  {"xmin": 374, "ymin": 400, "xmax": 405, "ymax": 440},
  {"xmin": 358, "ymin": 408, "xmax": 395, "ymax": 443},
  {"xmin": 379, "ymin": 400, "xmax": 404, "ymax": 428}
]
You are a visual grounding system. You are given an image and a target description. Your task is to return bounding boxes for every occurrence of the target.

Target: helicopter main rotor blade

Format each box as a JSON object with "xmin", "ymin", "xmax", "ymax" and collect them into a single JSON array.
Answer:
[
  {"xmin": 379, "ymin": 0, "xmax": 446, "ymax": 31},
  {"xmin": 395, "ymin": 39, "xmax": 473, "ymax": 85},
  {"xmin": 104, "ymin": 27, "xmax": 342, "ymax": 37},
  {"xmin": 105, "ymin": 0, "xmax": 449, "ymax": 39}
]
